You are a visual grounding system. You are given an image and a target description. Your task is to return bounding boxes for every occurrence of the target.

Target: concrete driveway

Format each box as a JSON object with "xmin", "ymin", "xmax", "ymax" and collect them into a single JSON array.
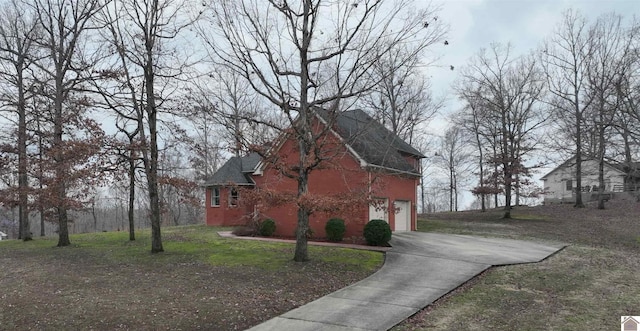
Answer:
[{"xmin": 247, "ymin": 232, "xmax": 565, "ymax": 331}]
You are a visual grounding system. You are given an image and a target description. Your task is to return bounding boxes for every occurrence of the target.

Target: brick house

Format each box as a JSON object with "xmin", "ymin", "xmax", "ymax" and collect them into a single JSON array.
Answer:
[{"xmin": 203, "ymin": 109, "xmax": 424, "ymax": 239}]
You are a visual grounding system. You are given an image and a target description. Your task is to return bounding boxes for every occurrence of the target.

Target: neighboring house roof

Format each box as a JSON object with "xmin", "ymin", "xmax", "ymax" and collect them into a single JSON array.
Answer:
[
  {"xmin": 203, "ymin": 152, "xmax": 260, "ymax": 186},
  {"xmin": 541, "ymin": 156, "xmax": 627, "ymax": 180}
]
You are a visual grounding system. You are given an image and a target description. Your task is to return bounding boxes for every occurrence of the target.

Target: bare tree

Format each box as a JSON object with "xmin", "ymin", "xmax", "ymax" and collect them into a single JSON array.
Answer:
[
  {"xmin": 434, "ymin": 126, "xmax": 473, "ymax": 212},
  {"xmin": 30, "ymin": 0, "xmax": 106, "ymax": 246},
  {"xmin": 203, "ymin": 0, "xmax": 445, "ymax": 262},
  {"xmin": 0, "ymin": 0, "xmax": 39, "ymax": 241},
  {"xmin": 584, "ymin": 13, "xmax": 638, "ymax": 209},
  {"xmin": 459, "ymin": 43, "xmax": 546, "ymax": 218},
  {"xmin": 615, "ymin": 18, "xmax": 640, "ymax": 188},
  {"xmin": 358, "ymin": 43, "xmax": 444, "ymax": 145},
  {"xmin": 541, "ymin": 10, "xmax": 594, "ymax": 208},
  {"xmin": 98, "ymin": 0, "xmax": 197, "ymax": 253},
  {"xmin": 455, "ymin": 88, "xmax": 494, "ymax": 211}
]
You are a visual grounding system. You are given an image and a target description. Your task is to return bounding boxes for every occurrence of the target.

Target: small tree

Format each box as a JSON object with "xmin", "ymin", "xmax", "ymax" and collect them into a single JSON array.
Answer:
[
  {"xmin": 458, "ymin": 43, "xmax": 546, "ymax": 218},
  {"xmin": 30, "ymin": 0, "xmax": 107, "ymax": 246}
]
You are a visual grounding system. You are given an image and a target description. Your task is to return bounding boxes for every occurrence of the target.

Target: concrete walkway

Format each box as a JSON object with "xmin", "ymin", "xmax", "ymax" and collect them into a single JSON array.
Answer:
[{"xmin": 247, "ymin": 232, "xmax": 565, "ymax": 331}]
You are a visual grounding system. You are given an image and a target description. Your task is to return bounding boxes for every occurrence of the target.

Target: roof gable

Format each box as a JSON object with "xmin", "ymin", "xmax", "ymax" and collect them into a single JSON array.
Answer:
[
  {"xmin": 204, "ymin": 152, "xmax": 260, "ymax": 186},
  {"xmin": 318, "ymin": 109, "xmax": 424, "ymax": 175}
]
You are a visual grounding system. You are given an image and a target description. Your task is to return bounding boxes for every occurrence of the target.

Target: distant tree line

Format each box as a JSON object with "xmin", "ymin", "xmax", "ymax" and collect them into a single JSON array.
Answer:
[{"xmin": 441, "ymin": 10, "xmax": 640, "ymax": 216}]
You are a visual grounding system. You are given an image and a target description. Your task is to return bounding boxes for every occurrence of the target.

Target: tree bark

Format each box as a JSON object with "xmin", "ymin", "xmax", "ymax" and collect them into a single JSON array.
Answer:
[
  {"xmin": 128, "ymin": 149, "xmax": 136, "ymax": 241},
  {"xmin": 574, "ymin": 108, "xmax": 585, "ymax": 208},
  {"xmin": 17, "ymin": 64, "xmax": 31, "ymax": 241},
  {"xmin": 55, "ymin": 74, "xmax": 70, "ymax": 247},
  {"xmin": 145, "ymin": 72, "xmax": 163, "ymax": 253},
  {"xmin": 294, "ymin": 168, "xmax": 310, "ymax": 262},
  {"xmin": 597, "ymin": 120, "xmax": 606, "ymax": 210}
]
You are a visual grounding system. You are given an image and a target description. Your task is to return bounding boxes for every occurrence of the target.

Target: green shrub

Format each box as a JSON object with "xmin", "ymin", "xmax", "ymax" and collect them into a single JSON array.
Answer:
[
  {"xmin": 363, "ymin": 219, "xmax": 391, "ymax": 246},
  {"xmin": 325, "ymin": 218, "xmax": 346, "ymax": 242},
  {"xmin": 259, "ymin": 219, "xmax": 277, "ymax": 237}
]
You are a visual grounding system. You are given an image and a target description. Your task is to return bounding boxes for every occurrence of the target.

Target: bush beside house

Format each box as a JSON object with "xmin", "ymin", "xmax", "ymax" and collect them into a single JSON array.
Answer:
[
  {"xmin": 325, "ymin": 218, "xmax": 346, "ymax": 242},
  {"xmin": 364, "ymin": 219, "xmax": 392, "ymax": 246}
]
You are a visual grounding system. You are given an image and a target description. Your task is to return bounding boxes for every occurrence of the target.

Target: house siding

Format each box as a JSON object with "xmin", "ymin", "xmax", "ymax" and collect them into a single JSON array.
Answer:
[{"xmin": 543, "ymin": 159, "xmax": 625, "ymax": 203}]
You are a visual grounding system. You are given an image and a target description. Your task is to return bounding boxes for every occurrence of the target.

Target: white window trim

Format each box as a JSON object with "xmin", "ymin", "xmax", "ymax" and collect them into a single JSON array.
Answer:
[
  {"xmin": 229, "ymin": 188, "xmax": 239, "ymax": 207},
  {"xmin": 211, "ymin": 187, "xmax": 220, "ymax": 207}
]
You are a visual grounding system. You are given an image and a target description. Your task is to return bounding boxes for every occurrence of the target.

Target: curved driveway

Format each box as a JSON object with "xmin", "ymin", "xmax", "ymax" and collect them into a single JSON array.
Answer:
[{"xmin": 248, "ymin": 232, "xmax": 565, "ymax": 331}]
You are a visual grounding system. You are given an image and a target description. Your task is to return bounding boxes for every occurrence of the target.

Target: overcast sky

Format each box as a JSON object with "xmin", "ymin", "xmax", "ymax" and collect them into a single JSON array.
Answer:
[
  {"xmin": 422, "ymin": 0, "xmax": 638, "ymax": 207},
  {"xmin": 428, "ymin": 0, "xmax": 639, "ymax": 120}
]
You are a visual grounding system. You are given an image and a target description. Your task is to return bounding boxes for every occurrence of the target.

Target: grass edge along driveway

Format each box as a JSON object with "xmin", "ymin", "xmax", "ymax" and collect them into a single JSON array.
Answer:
[{"xmin": 393, "ymin": 204, "xmax": 640, "ymax": 331}]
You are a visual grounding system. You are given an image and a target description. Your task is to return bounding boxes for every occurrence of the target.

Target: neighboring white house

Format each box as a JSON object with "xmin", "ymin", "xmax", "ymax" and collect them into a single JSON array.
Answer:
[
  {"xmin": 0, "ymin": 231, "xmax": 7, "ymax": 241},
  {"xmin": 541, "ymin": 157, "xmax": 627, "ymax": 204}
]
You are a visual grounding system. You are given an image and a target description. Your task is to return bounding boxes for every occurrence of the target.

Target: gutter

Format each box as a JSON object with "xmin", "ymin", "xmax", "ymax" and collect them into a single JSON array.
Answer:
[{"xmin": 366, "ymin": 163, "xmax": 421, "ymax": 177}]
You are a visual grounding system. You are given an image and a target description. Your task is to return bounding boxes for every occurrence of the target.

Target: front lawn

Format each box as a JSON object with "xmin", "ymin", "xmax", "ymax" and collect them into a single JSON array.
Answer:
[{"xmin": 0, "ymin": 225, "xmax": 383, "ymax": 330}]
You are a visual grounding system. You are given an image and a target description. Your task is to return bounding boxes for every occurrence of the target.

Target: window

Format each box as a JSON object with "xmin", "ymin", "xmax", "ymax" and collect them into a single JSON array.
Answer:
[
  {"xmin": 211, "ymin": 187, "xmax": 220, "ymax": 207},
  {"xmin": 229, "ymin": 188, "xmax": 239, "ymax": 206},
  {"xmin": 565, "ymin": 179, "xmax": 572, "ymax": 191}
]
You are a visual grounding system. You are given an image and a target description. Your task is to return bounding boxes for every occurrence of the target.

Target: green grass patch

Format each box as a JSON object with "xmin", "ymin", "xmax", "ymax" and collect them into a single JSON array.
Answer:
[
  {"xmin": 0, "ymin": 225, "xmax": 383, "ymax": 271},
  {"xmin": 315, "ymin": 247, "xmax": 383, "ymax": 272}
]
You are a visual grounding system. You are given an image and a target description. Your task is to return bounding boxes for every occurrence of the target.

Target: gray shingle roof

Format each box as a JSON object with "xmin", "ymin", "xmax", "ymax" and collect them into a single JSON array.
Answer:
[
  {"xmin": 320, "ymin": 109, "xmax": 424, "ymax": 175},
  {"xmin": 204, "ymin": 152, "xmax": 260, "ymax": 186}
]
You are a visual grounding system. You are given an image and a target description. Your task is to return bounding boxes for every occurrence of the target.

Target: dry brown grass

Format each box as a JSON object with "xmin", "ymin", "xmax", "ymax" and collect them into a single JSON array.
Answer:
[
  {"xmin": 0, "ymin": 225, "xmax": 383, "ymax": 330},
  {"xmin": 394, "ymin": 199, "xmax": 640, "ymax": 330}
]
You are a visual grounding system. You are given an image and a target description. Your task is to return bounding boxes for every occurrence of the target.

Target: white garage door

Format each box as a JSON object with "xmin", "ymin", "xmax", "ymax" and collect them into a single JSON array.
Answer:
[
  {"xmin": 394, "ymin": 200, "xmax": 410, "ymax": 232},
  {"xmin": 369, "ymin": 198, "xmax": 388, "ymax": 223}
]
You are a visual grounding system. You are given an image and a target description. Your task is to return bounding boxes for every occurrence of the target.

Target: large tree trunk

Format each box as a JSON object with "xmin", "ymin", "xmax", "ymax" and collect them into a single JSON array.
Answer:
[
  {"xmin": 55, "ymin": 81, "xmax": 70, "ymax": 247},
  {"xmin": 493, "ymin": 137, "xmax": 499, "ymax": 208},
  {"xmin": 449, "ymin": 165, "xmax": 454, "ymax": 212},
  {"xmin": 143, "ymin": 26, "xmax": 163, "ymax": 253},
  {"xmin": 146, "ymin": 89, "xmax": 163, "ymax": 253},
  {"xmin": 128, "ymin": 148, "xmax": 136, "ymax": 241},
  {"xmin": 597, "ymin": 122, "xmax": 606, "ymax": 210},
  {"xmin": 478, "ymin": 140, "xmax": 486, "ymax": 212},
  {"xmin": 17, "ymin": 69, "xmax": 31, "ymax": 241},
  {"xmin": 515, "ymin": 172, "xmax": 520, "ymax": 207},
  {"xmin": 574, "ymin": 88, "xmax": 585, "ymax": 208},
  {"xmin": 37, "ymin": 118, "xmax": 45, "ymax": 237},
  {"xmin": 293, "ymin": 3, "xmax": 311, "ymax": 263},
  {"xmin": 294, "ymin": 164, "xmax": 310, "ymax": 262}
]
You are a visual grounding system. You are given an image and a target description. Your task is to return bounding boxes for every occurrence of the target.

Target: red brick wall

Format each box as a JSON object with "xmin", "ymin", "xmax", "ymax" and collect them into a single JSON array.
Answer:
[
  {"xmin": 205, "ymin": 187, "xmax": 252, "ymax": 226},
  {"xmin": 252, "ymin": 133, "xmax": 370, "ymax": 239},
  {"xmin": 204, "ymin": 118, "xmax": 421, "ymax": 237}
]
